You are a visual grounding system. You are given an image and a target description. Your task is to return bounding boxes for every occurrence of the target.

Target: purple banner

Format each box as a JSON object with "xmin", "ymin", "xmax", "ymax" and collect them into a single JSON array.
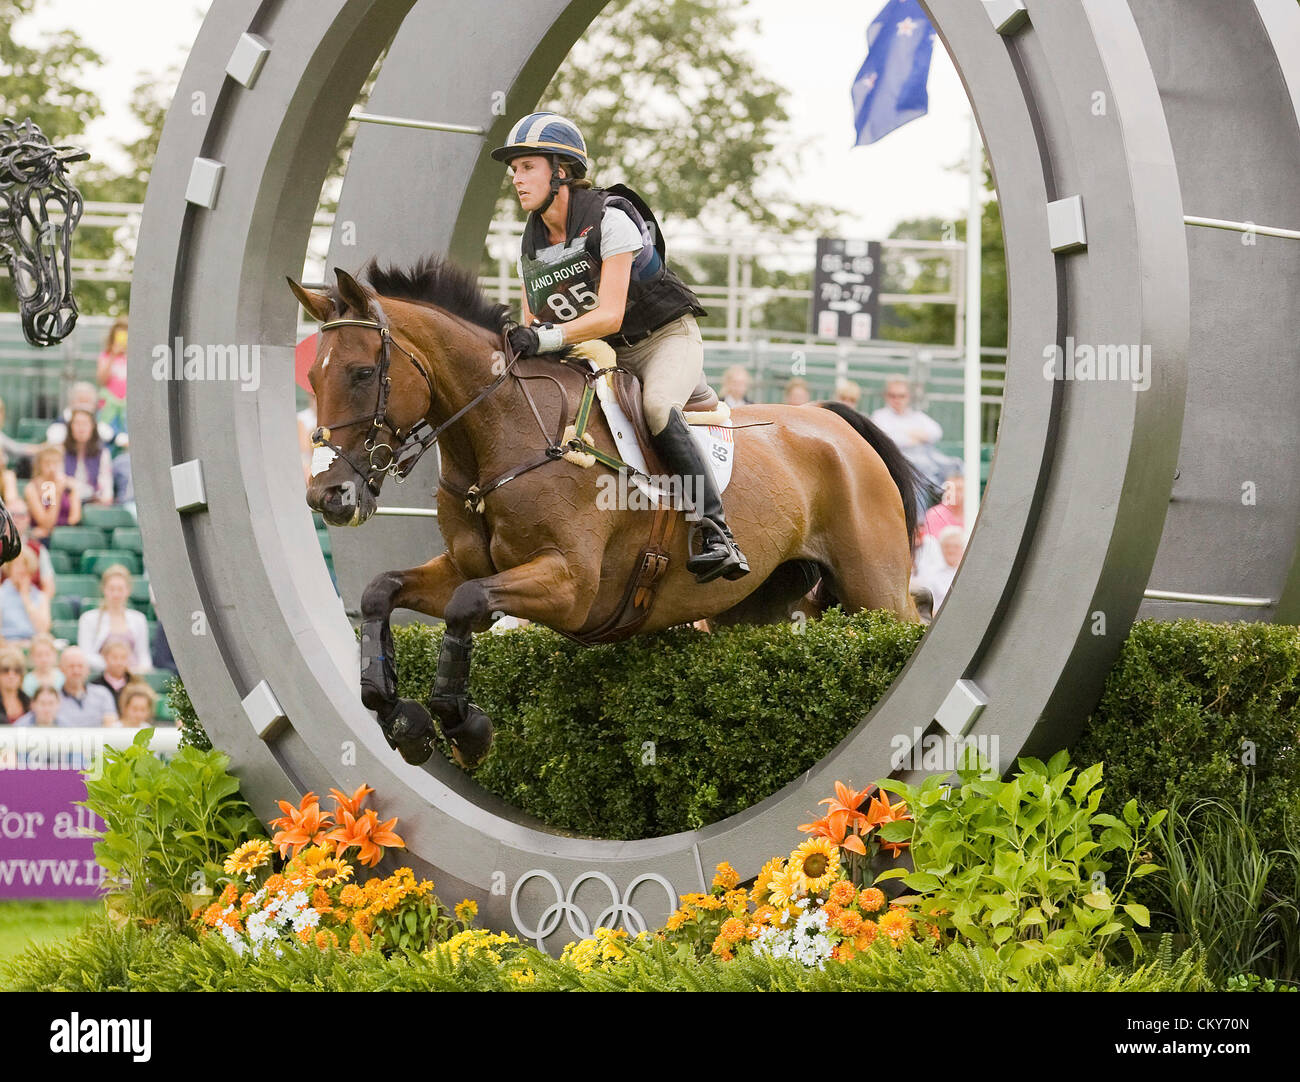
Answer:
[{"xmin": 0, "ymin": 768, "xmax": 105, "ymax": 899}]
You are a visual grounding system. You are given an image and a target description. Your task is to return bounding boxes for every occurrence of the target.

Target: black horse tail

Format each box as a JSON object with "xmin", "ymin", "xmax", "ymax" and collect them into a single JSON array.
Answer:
[{"xmin": 819, "ymin": 401, "xmax": 931, "ymax": 547}]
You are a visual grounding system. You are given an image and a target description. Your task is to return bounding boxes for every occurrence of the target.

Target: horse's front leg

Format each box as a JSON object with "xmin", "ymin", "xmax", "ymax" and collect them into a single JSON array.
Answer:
[
  {"xmin": 359, "ymin": 554, "xmax": 467, "ymax": 765},
  {"xmin": 429, "ymin": 550, "xmax": 596, "ymax": 770}
]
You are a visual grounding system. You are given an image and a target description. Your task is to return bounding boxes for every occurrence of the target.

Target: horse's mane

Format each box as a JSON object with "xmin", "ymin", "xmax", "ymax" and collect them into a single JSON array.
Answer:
[{"xmin": 333, "ymin": 255, "xmax": 509, "ymax": 334}]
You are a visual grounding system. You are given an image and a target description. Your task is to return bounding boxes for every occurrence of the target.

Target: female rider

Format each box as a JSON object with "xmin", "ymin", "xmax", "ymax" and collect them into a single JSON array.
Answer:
[{"xmin": 492, "ymin": 111, "xmax": 748, "ymax": 584}]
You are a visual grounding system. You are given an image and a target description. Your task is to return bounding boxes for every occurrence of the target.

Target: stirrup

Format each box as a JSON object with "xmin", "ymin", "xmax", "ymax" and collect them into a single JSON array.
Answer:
[{"xmin": 687, "ymin": 520, "xmax": 750, "ymax": 583}]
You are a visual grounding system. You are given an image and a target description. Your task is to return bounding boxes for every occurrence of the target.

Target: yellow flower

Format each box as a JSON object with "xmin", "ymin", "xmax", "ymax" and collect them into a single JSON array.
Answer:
[
  {"xmin": 723, "ymin": 889, "xmax": 750, "ymax": 914},
  {"xmin": 710, "ymin": 935, "xmax": 735, "ymax": 961},
  {"xmin": 298, "ymin": 845, "xmax": 331, "ymax": 868},
  {"xmin": 455, "ymin": 899, "xmax": 478, "ymax": 924},
  {"xmin": 222, "ymin": 837, "xmax": 273, "ymax": 879},
  {"xmin": 712, "ymin": 861, "xmax": 740, "ymax": 891},
  {"xmin": 751, "ymin": 857, "xmax": 785, "ymax": 906},
  {"xmin": 767, "ymin": 863, "xmax": 803, "ymax": 908},
  {"xmin": 878, "ymin": 907, "xmax": 914, "ymax": 949},
  {"xmin": 223, "ymin": 839, "xmax": 273, "ymax": 877},
  {"xmin": 788, "ymin": 837, "xmax": 841, "ymax": 894},
  {"xmin": 303, "ymin": 857, "xmax": 354, "ymax": 889}
]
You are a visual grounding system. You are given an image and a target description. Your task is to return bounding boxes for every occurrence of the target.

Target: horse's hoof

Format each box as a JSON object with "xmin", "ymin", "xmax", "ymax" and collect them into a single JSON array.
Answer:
[
  {"xmin": 430, "ymin": 695, "xmax": 494, "ymax": 770},
  {"xmin": 387, "ymin": 699, "xmax": 436, "ymax": 765}
]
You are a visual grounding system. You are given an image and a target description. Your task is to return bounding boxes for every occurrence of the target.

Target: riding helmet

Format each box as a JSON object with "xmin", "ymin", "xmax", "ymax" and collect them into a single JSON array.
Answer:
[{"xmin": 491, "ymin": 112, "xmax": 589, "ymax": 177}]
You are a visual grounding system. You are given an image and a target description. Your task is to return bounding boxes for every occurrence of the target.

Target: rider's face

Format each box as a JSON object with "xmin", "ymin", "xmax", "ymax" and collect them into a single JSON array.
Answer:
[{"xmin": 509, "ymin": 155, "xmax": 558, "ymax": 213}]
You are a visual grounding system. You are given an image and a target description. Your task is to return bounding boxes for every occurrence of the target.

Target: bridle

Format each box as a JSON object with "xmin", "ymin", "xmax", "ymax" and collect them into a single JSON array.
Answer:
[{"xmin": 309, "ymin": 301, "xmax": 521, "ymax": 497}]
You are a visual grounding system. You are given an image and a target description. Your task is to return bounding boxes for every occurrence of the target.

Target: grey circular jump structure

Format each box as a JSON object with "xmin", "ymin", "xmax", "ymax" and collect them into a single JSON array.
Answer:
[{"xmin": 129, "ymin": 0, "xmax": 1300, "ymax": 948}]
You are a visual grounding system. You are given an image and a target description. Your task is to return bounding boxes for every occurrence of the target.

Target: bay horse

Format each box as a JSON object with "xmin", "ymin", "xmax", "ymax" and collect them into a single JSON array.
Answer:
[{"xmin": 290, "ymin": 259, "xmax": 921, "ymax": 769}]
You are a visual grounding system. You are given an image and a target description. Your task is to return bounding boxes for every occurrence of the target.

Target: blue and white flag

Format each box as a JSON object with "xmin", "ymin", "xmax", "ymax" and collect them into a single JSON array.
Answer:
[{"xmin": 851, "ymin": 0, "xmax": 937, "ymax": 146}]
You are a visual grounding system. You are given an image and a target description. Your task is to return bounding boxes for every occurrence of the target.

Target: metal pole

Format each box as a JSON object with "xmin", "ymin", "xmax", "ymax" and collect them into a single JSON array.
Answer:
[
  {"xmin": 348, "ymin": 110, "xmax": 484, "ymax": 135},
  {"xmin": 1142, "ymin": 589, "xmax": 1274, "ymax": 607},
  {"xmin": 1184, "ymin": 215, "xmax": 1300, "ymax": 242},
  {"xmin": 372, "ymin": 506, "xmax": 438, "ymax": 518}
]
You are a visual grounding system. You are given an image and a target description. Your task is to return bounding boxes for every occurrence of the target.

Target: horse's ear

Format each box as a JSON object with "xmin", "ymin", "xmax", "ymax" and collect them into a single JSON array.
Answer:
[
  {"xmin": 333, "ymin": 267, "xmax": 372, "ymax": 318},
  {"xmin": 287, "ymin": 277, "xmax": 332, "ymax": 322}
]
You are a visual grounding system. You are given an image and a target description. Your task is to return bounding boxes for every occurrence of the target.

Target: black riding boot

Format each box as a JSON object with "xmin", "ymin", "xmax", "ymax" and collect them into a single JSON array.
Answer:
[{"xmin": 651, "ymin": 406, "xmax": 750, "ymax": 584}]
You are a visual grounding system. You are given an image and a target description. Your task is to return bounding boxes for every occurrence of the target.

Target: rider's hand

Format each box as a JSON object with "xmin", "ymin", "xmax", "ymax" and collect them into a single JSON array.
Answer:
[
  {"xmin": 509, "ymin": 323, "xmax": 565, "ymax": 358},
  {"xmin": 508, "ymin": 325, "xmax": 541, "ymax": 358}
]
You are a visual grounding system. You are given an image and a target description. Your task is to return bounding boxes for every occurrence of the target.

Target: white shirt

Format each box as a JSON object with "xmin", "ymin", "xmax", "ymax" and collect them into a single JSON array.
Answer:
[
  {"xmin": 516, "ymin": 207, "xmax": 644, "ymax": 278},
  {"xmin": 869, "ymin": 406, "xmax": 943, "ymax": 448},
  {"xmin": 77, "ymin": 607, "xmax": 153, "ymax": 672}
]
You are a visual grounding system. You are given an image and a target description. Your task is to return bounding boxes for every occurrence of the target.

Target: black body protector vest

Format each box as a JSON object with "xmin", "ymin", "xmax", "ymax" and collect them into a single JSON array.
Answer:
[{"xmin": 520, "ymin": 184, "xmax": 707, "ymax": 341}]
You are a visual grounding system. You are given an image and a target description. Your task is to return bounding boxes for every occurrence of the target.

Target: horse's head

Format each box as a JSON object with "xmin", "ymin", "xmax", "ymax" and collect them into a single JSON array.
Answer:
[
  {"xmin": 289, "ymin": 267, "xmax": 435, "ymax": 527},
  {"xmin": 0, "ymin": 118, "xmax": 87, "ymax": 347}
]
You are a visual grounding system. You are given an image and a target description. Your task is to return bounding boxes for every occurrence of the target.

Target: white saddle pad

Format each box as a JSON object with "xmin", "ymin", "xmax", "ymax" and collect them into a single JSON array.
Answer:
[{"xmin": 585, "ymin": 358, "xmax": 735, "ymax": 505}]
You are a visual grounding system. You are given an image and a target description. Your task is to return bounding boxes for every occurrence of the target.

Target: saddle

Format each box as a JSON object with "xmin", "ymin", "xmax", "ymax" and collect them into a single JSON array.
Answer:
[{"xmin": 609, "ymin": 370, "xmax": 723, "ymax": 477}]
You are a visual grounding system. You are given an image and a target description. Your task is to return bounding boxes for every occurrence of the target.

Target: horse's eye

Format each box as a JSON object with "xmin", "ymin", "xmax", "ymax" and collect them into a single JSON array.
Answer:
[{"xmin": 352, "ymin": 366, "xmax": 377, "ymax": 383}]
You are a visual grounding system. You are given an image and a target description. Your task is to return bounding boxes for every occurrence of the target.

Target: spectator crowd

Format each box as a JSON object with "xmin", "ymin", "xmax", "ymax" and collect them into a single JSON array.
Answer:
[
  {"xmin": 729, "ymin": 366, "xmax": 972, "ymax": 624},
  {"xmin": 0, "ymin": 318, "xmax": 177, "ymax": 729}
]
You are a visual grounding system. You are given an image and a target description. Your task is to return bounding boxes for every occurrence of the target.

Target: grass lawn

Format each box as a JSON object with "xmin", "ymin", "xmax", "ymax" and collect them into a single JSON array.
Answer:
[{"xmin": 0, "ymin": 900, "xmax": 98, "ymax": 973}]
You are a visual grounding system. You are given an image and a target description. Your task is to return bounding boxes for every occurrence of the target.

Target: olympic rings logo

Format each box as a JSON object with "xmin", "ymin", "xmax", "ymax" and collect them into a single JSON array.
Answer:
[{"xmin": 508, "ymin": 869, "xmax": 678, "ymax": 950}]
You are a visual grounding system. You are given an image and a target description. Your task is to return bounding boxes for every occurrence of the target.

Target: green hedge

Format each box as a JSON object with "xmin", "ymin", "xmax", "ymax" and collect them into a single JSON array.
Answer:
[
  {"xmin": 1075, "ymin": 620, "xmax": 1300, "ymax": 859},
  {"xmin": 389, "ymin": 609, "xmax": 923, "ymax": 838},
  {"xmin": 173, "ymin": 616, "xmax": 1299, "ymax": 846},
  {"xmin": 2, "ymin": 915, "xmax": 1212, "ymax": 992}
]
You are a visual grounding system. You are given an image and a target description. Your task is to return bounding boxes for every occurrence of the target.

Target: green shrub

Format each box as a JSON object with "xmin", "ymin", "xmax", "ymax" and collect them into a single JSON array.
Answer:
[
  {"xmin": 1075, "ymin": 620, "xmax": 1300, "ymax": 862},
  {"xmin": 391, "ymin": 608, "xmax": 923, "ymax": 838},
  {"xmin": 877, "ymin": 750, "xmax": 1162, "ymax": 972},
  {"xmin": 170, "ymin": 678, "xmax": 209, "ymax": 751},
  {"xmin": 2, "ymin": 914, "xmax": 1211, "ymax": 992},
  {"xmin": 82, "ymin": 729, "xmax": 265, "ymax": 927}
]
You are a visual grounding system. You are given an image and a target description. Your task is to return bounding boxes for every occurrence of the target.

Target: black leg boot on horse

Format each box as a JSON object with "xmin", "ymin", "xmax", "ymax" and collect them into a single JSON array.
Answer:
[
  {"xmin": 651, "ymin": 405, "xmax": 750, "ymax": 584},
  {"xmin": 427, "ymin": 631, "xmax": 494, "ymax": 770}
]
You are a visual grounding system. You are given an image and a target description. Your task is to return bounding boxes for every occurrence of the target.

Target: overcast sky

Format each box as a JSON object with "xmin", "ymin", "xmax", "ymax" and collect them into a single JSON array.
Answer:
[{"xmin": 20, "ymin": 0, "xmax": 978, "ymax": 238}]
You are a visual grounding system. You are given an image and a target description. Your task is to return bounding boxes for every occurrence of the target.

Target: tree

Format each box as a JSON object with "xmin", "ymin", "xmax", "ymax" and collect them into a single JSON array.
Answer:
[
  {"xmin": 0, "ymin": 0, "xmax": 102, "ymax": 139},
  {"xmin": 507, "ymin": 0, "xmax": 839, "ymax": 234},
  {"xmin": 879, "ymin": 158, "xmax": 1007, "ymax": 351},
  {"xmin": 0, "ymin": 0, "xmax": 104, "ymax": 314}
]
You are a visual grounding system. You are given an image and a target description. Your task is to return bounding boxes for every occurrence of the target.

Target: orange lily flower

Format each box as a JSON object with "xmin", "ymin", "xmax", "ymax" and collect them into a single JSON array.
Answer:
[
  {"xmin": 329, "ymin": 783, "xmax": 375, "ymax": 818},
  {"xmin": 269, "ymin": 792, "xmax": 335, "ymax": 858},
  {"xmin": 799, "ymin": 781, "xmax": 873, "ymax": 855},
  {"xmin": 862, "ymin": 790, "xmax": 912, "ymax": 856},
  {"xmin": 326, "ymin": 807, "xmax": 405, "ymax": 868}
]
